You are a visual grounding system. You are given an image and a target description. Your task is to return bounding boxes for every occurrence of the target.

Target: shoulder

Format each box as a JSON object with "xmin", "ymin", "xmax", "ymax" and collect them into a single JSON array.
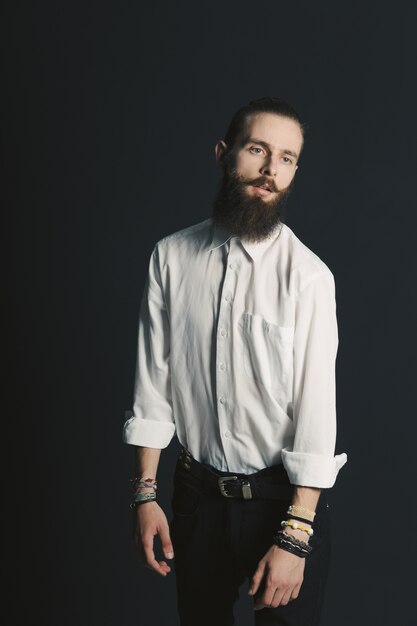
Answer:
[
  {"xmin": 153, "ymin": 217, "xmax": 212, "ymax": 263},
  {"xmin": 281, "ymin": 223, "xmax": 335, "ymax": 295}
]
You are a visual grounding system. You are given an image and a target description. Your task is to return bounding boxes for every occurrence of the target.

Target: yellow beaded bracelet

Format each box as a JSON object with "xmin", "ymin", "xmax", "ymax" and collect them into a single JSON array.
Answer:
[{"xmin": 281, "ymin": 520, "xmax": 314, "ymax": 536}]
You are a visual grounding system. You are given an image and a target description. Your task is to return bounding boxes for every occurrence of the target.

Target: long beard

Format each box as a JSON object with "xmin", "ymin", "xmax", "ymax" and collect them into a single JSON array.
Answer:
[{"xmin": 212, "ymin": 167, "xmax": 292, "ymax": 243}]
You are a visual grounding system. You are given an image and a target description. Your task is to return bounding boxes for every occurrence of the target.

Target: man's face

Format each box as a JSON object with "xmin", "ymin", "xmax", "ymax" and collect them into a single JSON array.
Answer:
[
  {"xmin": 212, "ymin": 113, "xmax": 303, "ymax": 242},
  {"xmin": 232, "ymin": 112, "xmax": 302, "ymax": 199}
]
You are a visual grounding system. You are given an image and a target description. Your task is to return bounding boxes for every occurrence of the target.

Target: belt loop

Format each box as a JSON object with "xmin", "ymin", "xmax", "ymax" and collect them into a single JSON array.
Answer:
[
  {"xmin": 179, "ymin": 447, "xmax": 192, "ymax": 470},
  {"xmin": 241, "ymin": 480, "xmax": 252, "ymax": 500}
]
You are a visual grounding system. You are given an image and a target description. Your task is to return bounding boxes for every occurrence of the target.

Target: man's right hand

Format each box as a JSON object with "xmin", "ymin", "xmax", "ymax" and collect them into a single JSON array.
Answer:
[{"xmin": 133, "ymin": 501, "xmax": 174, "ymax": 576}]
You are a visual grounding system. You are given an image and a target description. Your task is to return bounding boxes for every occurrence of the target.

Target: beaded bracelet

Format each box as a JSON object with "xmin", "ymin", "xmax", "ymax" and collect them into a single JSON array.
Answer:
[
  {"xmin": 281, "ymin": 520, "xmax": 314, "ymax": 536},
  {"xmin": 132, "ymin": 481, "xmax": 158, "ymax": 490},
  {"xmin": 130, "ymin": 477, "xmax": 158, "ymax": 486}
]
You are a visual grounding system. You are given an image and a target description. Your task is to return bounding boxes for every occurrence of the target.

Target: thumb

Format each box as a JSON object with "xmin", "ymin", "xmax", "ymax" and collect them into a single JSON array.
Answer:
[
  {"xmin": 160, "ymin": 525, "xmax": 175, "ymax": 560},
  {"xmin": 248, "ymin": 562, "xmax": 265, "ymax": 596}
]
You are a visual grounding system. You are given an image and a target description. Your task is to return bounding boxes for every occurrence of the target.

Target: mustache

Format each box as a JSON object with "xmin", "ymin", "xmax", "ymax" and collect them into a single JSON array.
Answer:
[{"xmin": 241, "ymin": 175, "xmax": 279, "ymax": 194}]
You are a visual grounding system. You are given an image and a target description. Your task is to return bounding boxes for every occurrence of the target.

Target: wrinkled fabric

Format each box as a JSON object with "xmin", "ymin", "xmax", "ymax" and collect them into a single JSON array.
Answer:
[{"xmin": 123, "ymin": 217, "xmax": 347, "ymax": 487}]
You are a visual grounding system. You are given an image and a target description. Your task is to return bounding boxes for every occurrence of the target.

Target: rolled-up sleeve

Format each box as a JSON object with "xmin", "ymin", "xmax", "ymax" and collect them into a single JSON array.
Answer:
[
  {"xmin": 122, "ymin": 244, "xmax": 176, "ymax": 448},
  {"xmin": 281, "ymin": 269, "xmax": 347, "ymax": 487}
]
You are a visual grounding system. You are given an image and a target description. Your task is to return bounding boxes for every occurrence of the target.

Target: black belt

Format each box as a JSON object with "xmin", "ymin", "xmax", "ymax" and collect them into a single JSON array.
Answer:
[{"xmin": 178, "ymin": 448, "xmax": 293, "ymax": 501}]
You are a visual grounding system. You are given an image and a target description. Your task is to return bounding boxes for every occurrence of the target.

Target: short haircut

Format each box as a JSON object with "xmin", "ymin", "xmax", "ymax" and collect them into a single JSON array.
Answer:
[{"xmin": 223, "ymin": 96, "xmax": 304, "ymax": 152}]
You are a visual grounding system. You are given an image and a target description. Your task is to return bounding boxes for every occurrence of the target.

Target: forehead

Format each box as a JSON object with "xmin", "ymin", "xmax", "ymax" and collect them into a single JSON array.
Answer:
[{"xmin": 243, "ymin": 112, "xmax": 303, "ymax": 154}]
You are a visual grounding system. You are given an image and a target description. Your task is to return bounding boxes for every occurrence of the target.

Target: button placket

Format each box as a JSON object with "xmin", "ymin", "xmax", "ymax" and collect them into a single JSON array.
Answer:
[{"xmin": 215, "ymin": 240, "xmax": 239, "ymax": 460}]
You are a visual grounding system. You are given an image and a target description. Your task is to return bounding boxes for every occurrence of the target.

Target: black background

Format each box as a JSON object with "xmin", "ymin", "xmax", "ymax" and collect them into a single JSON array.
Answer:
[{"xmin": 3, "ymin": 1, "xmax": 416, "ymax": 625}]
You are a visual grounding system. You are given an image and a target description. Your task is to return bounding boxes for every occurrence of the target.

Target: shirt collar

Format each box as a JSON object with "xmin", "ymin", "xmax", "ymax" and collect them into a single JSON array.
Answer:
[
  {"xmin": 207, "ymin": 219, "xmax": 284, "ymax": 262},
  {"xmin": 207, "ymin": 221, "xmax": 233, "ymax": 251}
]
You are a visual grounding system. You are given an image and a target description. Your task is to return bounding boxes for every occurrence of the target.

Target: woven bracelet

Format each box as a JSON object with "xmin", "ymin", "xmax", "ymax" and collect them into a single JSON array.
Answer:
[
  {"xmin": 280, "ymin": 531, "xmax": 313, "ymax": 553},
  {"xmin": 130, "ymin": 491, "xmax": 157, "ymax": 509},
  {"xmin": 275, "ymin": 533, "xmax": 311, "ymax": 552},
  {"xmin": 287, "ymin": 505, "xmax": 315, "ymax": 522},
  {"xmin": 273, "ymin": 531, "xmax": 313, "ymax": 557},
  {"xmin": 275, "ymin": 539, "xmax": 309, "ymax": 558}
]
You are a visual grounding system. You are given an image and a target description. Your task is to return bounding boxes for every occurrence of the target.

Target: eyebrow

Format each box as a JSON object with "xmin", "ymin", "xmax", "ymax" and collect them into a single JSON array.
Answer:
[{"xmin": 245, "ymin": 137, "xmax": 299, "ymax": 160}]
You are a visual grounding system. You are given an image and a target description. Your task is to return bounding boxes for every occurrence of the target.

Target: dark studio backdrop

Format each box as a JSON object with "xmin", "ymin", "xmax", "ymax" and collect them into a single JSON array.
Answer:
[{"xmin": 3, "ymin": 1, "xmax": 417, "ymax": 625}]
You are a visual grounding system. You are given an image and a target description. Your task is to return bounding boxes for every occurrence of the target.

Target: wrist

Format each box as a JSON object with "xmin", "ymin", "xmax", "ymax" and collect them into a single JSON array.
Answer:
[
  {"xmin": 272, "ymin": 530, "xmax": 313, "ymax": 558},
  {"xmin": 136, "ymin": 499, "xmax": 158, "ymax": 512},
  {"xmin": 130, "ymin": 476, "xmax": 158, "ymax": 508}
]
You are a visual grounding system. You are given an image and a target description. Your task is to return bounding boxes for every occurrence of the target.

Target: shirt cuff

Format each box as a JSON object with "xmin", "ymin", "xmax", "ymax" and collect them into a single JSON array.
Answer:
[
  {"xmin": 281, "ymin": 447, "xmax": 348, "ymax": 488},
  {"xmin": 122, "ymin": 416, "xmax": 176, "ymax": 448}
]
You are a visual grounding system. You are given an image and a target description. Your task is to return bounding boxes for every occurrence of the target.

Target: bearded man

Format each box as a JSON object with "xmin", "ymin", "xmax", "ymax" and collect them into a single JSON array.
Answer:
[{"xmin": 123, "ymin": 96, "xmax": 347, "ymax": 626}]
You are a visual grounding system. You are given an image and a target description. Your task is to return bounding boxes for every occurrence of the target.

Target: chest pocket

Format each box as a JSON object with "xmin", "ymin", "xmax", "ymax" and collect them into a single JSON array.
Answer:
[{"xmin": 241, "ymin": 312, "xmax": 294, "ymax": 394}]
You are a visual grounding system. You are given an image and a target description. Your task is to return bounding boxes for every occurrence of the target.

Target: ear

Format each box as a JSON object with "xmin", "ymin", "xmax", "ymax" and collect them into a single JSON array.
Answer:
[{"xmin": 215, "ymin": 140, "xmax": 227, "ymax": 165}]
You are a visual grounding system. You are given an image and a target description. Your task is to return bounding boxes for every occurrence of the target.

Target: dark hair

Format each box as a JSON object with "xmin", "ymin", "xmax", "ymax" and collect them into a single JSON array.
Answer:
[{"xmin": 223, "ymin": 96, "xmax": 304, "ymax": 152}]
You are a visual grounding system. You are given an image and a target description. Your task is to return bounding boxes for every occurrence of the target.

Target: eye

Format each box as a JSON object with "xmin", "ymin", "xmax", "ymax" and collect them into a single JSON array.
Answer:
[
  {"xmin": 249, "ymin": 146, "xmax": 264, "ymax": 155},
  {"xmin": 281, "ymin": 156, "xmax": 293, "ymax": 165}
]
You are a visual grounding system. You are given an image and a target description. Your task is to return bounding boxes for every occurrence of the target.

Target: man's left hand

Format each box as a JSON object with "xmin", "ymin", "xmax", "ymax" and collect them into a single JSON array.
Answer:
[{"xmin": 248, "ymin": 544, "xmax": 305, "ymax": 610}]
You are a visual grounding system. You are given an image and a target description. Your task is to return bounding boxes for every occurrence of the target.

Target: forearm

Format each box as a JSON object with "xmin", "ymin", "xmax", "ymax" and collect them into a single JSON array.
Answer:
[
  {"xmin": 132, "ymin": 445, "xmax": 174, "ymax": 577},
  {"xmin": 291, "ymin": 485, "xmax": 321, "ymax": 513},
  {"xmin": 283, "ymin": 485, "xmax": 321, "ymax": 543},
  {"xmin": 134, "ymin": 445, "xmax": 162, "ymax": 478}
]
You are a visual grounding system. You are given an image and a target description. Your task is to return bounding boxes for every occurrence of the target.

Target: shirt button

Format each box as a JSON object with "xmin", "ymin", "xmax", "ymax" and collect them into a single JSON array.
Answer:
[
  {"xmin": 229, "ymin": 263, "xmax": 235, "ymax": 270},
  {"xmin": 219, "ymin": 396, "xmax": 226, "ymax": 405},
  {"xmin": 225, "ymin": 294, "xmax": 232, "ymax": 302},
  {"xmin": 219, "ymin": 362, "xmax": 226, "ymax": 371},
  {"xmin": 220, "ymin": 328, "xmax": 228, "ymax": 338},
  {"xmin": 224, "ymin": 430, "xmax": 231, "ymax": 439}
]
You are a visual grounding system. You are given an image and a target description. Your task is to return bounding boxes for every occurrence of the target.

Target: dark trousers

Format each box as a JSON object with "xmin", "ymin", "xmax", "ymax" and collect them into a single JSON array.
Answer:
[{"xmin": 169, "ymin": 454, "xmax": 331, "ymax": 626}]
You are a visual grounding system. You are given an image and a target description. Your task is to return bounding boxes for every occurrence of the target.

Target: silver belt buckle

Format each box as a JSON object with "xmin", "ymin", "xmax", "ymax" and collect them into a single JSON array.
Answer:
[
  {"xmin": 218, "ymin": 476, "xmax": 238, "ymax": 497},
  {"xmin": 218, "ymin": 476, "xmax": 253, "ymax": 499}
]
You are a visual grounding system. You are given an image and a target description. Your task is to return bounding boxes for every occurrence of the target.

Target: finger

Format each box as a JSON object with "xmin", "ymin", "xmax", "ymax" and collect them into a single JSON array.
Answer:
[
  {"xmin": 290, "ymin": 582, "xmax": 302, "ymax": 601},
  {"xmin": 142, "ymin": 536, "xmax": 169, "ymax": 576},
  {"xmin": 278, "ymin": 586, "xmax": 293, "ymax": 607},
  {"xmin": 156, "ymin": 559, "xmax": 172, "ymax": 574},
  {"xmin": 248, "ymin": 563, "xmax": 265, "ymax": 596},
  {"xmin": 263, "ymin": 582, "xmax": 284, "ymax": 610},
  {"xmin": 159, "ymin": 524, "xmax": 175, "ymax": 560},
  {"xmin": 133, "ymin": 532, "xmax": 149, "ymax": 564},
  {"xmin": 254, "ymin": 580, "xmax": 279, "ymax": 611},
  {"xmin": 143, "ymin": 557, "xmax": 172, "ymax": 574}
]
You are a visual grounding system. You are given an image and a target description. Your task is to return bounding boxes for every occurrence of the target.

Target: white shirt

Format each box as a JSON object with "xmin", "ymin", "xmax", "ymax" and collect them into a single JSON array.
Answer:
[{"xmin": 123, "ymin": 217, "xmax": 347, "ymax": 488}]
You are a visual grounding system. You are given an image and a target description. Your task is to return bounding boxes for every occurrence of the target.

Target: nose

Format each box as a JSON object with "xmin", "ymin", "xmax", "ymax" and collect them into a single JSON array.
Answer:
[{"xmin": 260, "ymin": 154, "xmax": 278, "ymax": 177}]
